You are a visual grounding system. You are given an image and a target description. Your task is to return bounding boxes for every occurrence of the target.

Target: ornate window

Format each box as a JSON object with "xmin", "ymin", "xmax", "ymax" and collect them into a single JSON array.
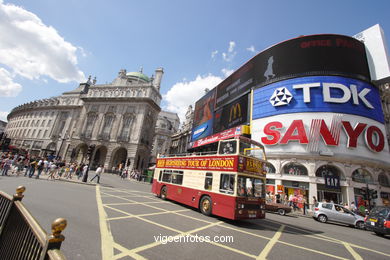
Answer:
[
  {"xmin": 100, "ymin": 114, "xmax": 115, "ymax": 140},
  {"xmin": 85, "ymin": 113, "xmax": 97, "ymax": 138},
  {"xmin": 283, "ymin": 163, "xmax": 308, "ymax": 176},
  {"xmin": 352, "ymin": 168, "xmax": 374, "ymax": 184},
  {"xmin": 316, "ymin": 165, "xmax": 345, "ymax": 180},
  {"xmin": 118, "ymin": 115, "xmax": 134, "ymax": 142},
  {"xmin": 264, "ymin": 163, "xmax": 276, "ymax": 174},
  {"xmin": 378, "ymin": 173, "xmax": 390, "ymax": 187}
]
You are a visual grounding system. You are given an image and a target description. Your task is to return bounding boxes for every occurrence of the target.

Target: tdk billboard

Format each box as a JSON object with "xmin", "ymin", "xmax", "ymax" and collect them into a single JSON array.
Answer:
[{"xmin": 253, "ymin": 76, "xmax": 384, "ymax": 123}]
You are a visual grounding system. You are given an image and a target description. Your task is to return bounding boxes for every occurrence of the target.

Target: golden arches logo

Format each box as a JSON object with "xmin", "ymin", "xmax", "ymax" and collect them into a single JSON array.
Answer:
[{"xmin": 229, "ymin": 103, "xmax": 242, "ymax": 122}]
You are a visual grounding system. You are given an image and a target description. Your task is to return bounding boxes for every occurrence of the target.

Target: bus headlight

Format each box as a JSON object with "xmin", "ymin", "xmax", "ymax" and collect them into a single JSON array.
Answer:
[
  {"xmin": 238, "ymin": 210, "xmax": 243, "ymax": 214},
  {"xmin": 238, "ymin": 204, "xmax": 245, "ymax": 209}
]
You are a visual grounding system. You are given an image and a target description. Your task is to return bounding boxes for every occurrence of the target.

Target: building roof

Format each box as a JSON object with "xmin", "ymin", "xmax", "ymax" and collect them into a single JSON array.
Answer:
[{"xmin": 126, "ymin": 71, "xmax": 151, "ymax": 82}]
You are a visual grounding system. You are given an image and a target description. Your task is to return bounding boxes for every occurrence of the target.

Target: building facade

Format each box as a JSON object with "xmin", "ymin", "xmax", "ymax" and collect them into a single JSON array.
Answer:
[
  {"xmin": 169, "ymin": 105, "xmax": 193, "ymax": 155},
  {"xmin": 150, "ymin": 110, "xmax": 180, "ymax": 164},
  {"xmin": 5, "ymin": 68, "xmax": 163, "ymax": 171}
]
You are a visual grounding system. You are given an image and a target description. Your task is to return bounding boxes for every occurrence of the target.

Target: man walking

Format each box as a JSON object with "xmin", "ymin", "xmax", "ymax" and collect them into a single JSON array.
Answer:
[{"xmin": 90, "ymin": 165, "xmax": 103, "ymax": 184}]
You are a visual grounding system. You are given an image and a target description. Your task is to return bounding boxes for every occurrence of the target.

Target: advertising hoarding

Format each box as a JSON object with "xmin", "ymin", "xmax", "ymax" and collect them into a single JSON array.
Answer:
[
  {"xmin": 251, "ymin": 113, "xmax": 389, "ymax": 164},
  {"xmin": 191, "ymin": 88, "xmax": 216, "ymax": 141},
  {"xmin": 216, "ymin": 34, "xmax": 371, "ymax": 109},
  {"xmin": 214, "ymin": 94, "xmax": 249, "ymax": 133},
  {"xmin": 253, "ymin": 76, "xmax": 384, "ymax": 123},
  {"xmin": 191, "ymin": 125, "xmax": 250, "ymax": 149}
]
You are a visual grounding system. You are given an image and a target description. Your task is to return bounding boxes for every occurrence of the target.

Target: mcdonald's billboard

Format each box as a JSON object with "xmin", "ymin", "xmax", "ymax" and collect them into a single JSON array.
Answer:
[{"xmin": 213, "ymin": 94, "xmax": 249, "ymax": 133}]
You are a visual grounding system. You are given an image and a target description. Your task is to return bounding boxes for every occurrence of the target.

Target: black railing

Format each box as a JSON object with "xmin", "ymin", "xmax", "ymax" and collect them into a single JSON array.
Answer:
[{"xmin": 0, "ymin": 186, "xmax": 67, "ymax": 260}]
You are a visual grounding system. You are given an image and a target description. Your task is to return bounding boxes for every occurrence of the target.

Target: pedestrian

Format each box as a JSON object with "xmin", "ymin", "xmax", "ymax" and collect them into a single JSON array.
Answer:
[
  {"xmin": 47, "ymin": 163, "xmax": 57, "ymax": 180},
  {"xmin": 36, "ymin": 158, "xmax": 44, "ymax": 179},
  {"xmin": 81, "ymin": 164, "xmax": 88, "ymax": 180},
  {"xmin": 90, "ymin": 165, "xmax": 103, "ymax": 183},
  {"xmin": 350, "ymin": 201, "xmax": 357, "ymax": 213}
]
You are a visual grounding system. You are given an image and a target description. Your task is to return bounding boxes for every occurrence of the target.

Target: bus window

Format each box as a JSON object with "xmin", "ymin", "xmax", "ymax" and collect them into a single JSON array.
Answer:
[
  {"xmin": 204, "ymin": 172, "xmax": 213, "ymax": 190},
  {"xmin": 219, "ymin": 140, "xmax": 237, "ymax": 155},
  {"xmin": 172, "ymin": 170, "xmax": 184, "ymax": 185},
  {"xmin": 237, "ymin": 176, "xmax": 265, "ymax": 198},
  {"xmin": 158, "ymin": 170, "xmax": 163, "ymax": 181},
  {"xmin": 162, "ymin": 170, "xmax": 172, "ymax": 183},
  {"xmin": 219, "ymin": 174, "xmax": 234, "ymax": 194}
]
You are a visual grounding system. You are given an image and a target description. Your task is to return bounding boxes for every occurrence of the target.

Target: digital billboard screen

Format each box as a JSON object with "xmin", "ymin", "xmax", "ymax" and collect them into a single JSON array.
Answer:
[
  {"xmin": 191, "ymin": 88, "xmax": 216, "ymax": 141},
  {"xmin": 216, "ymin": 34, "xmax": 370, "ymax": 109},
  {"xmin": 213, "ymin": 94, "xmax": 249, "ymax": 133}
]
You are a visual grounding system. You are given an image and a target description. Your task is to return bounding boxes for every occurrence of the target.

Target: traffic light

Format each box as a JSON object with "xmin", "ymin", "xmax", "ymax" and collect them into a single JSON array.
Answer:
[
  {"xmin": 360, "ymin": 187, "xmax": 368, "ymax": 200},
  {"xmin": 87, "ymin": 145, "xmax": 95, "ymax": 157},
  {"xmin": 369, "ymin": 189, "xmax": 378, "ymax": 200}
]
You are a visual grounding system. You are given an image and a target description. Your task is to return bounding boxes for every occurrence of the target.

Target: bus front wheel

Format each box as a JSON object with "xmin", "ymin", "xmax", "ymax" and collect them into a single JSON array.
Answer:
[
  {"xmin": 160, "ymin": 186, "xmax": 167, "ymax": 200},
  {"xmin": 200, "ymin": 196, "xmax": 212, "ymax": 216}
]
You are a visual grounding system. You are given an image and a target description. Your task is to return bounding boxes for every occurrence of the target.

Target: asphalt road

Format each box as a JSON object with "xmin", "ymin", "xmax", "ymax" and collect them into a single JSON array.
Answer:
[{"xmin": 0, "ymin": 173, "xmax": 389, "ymax": 260}]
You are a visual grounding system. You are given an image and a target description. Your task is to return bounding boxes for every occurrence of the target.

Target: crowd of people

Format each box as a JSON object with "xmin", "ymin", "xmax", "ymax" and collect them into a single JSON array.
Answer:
[
  {"xmin": 266, "ymin": 192, "xmax": 309, "ymax": 213},
  {"xmin": 0, "ymin": 152, "xmax": 97, "ymax": 182}
]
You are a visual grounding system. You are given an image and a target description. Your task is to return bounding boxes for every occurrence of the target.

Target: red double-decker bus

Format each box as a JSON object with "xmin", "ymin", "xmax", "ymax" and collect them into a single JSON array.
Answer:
[{"xmin": 152, "ymin": 136, "xmax": 267, "ymax": 220}]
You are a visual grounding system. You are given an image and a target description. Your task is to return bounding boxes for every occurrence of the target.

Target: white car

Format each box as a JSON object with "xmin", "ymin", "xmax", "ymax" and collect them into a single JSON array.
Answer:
[{"xmin": 313, "ymin": 202, "xmax": 365, "ymax": 229}]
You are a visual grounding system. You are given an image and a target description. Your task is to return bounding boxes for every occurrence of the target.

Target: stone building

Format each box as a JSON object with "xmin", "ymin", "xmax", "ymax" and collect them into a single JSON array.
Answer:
[
  {"xmin": 169, "ymin": 105, "xmax": 193, "ymax": 155},
  {"xmin": 150, "ymin": 111, "xmax": 180, "ymax": 164},
  {"xmin": 5, "ymin": 68, "xmax": 163, "ymax": 171}
]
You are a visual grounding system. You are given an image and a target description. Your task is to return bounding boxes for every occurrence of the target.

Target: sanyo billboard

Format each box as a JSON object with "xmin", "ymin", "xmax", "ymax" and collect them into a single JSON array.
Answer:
[{"xmin": 251, "ymin": 76, "xmax": 389, "ymax": 163}]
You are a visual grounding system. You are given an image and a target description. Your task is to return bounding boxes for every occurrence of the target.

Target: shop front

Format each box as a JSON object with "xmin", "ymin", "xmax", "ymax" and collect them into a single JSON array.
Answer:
[
  {"xmin": 282, "ymin": 181, "xmax": 309, "ymax": 209},
  {"xmin": 380, "ymin": 192, "xmax": 390, "ymax": 206}
]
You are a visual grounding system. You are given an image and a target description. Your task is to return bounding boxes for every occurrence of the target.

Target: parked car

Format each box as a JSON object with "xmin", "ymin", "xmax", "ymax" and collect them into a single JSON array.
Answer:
[
  {"xmin": 313, "ymin": 202, "xmax": 365, "ymax": 229},
  {"xmin": 364, "ymin": 206, "xmax": 390, "ymax": 237},
  {"xmin": 265, "ymin": 202, "xmax": 292, "ymax": 216}
]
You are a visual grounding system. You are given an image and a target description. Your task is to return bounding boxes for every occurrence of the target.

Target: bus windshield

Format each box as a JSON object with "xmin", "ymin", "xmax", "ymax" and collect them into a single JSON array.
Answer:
[{"xmin": 237, "ymin": 176, "xmax": 265, "ymax": 198}]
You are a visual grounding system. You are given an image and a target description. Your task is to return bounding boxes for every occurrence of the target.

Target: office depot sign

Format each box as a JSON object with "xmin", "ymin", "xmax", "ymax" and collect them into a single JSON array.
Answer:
[{"xmin": 251, "ymin": 113, "xmax": 389, "ymax": 163}]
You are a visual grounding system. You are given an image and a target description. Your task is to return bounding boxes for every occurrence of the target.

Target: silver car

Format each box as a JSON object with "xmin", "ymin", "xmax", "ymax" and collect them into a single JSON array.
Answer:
[{"xmin": 313, "ymin": 202, "xmax": 365, "ymax": 229}]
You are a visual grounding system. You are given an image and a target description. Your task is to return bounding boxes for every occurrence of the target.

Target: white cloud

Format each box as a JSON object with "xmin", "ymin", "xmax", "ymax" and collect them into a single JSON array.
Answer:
[
  {"xmin": 163, "ymin": 74, "xmax": 222, "ymax": 124},
  {"xmin": 0, "ymin": 68, "xmax": 22, "ymax": 97},
  {"xmin": 221, "ymin": 68, "xmax": 234, "ymax": 78},
  {"xmin": 228, "ymin": 41, "xmax": 236, "ymax": 52},
  {"xmin": 211, "ymin": 50, "xmax": 218, "ymax": 59},
  {"xmin": 246, "ymin": 45, "xmax": 257, "ymax": 53},
  {"xmin": 0, "ymin": 0, "xmax": 85, "ymax": 97},
  {"xmin": 222, "ymin": 41, "xmax": 236, "ymax": 62},
  {"xmin": 0, "ymin": 111, "xmax": 8, "ymax": 121}
]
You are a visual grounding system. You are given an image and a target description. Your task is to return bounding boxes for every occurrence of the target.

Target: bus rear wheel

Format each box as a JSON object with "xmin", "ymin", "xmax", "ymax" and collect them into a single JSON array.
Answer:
[
  {"xmin": 200, "ymin": 196, "xmax": 212, "ymax": 216},
  {"xmin": 160, "ymin": 186, "xmax": 167, "ymax": 200}
]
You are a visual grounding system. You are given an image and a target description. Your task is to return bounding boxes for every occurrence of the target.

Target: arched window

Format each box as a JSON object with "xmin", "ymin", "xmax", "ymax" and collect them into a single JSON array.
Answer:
[
  {"xmin": 85, "ymin": 113, "xmax": 97, "ymax": 138},
  {"xmin": 378, "ymin": 173, "xmax": 390, "ymax": 187},
  {"xmin": 264, "ymin": 163, "xmax": 276, "ymax": 174},
  {"xmin": 283, "ymin": 163, "xmax": 308, "ymax": 176},
  {"xmin": 316, "ymin": 165, "xmax": 345, "ymax": 180},
  {"xmin": 352, "ymin": 168, "xmax": 374, "ymax": 184},
  {"xmin": 119, "ymin": 115, "xmax": 134, "ymax": 141}
]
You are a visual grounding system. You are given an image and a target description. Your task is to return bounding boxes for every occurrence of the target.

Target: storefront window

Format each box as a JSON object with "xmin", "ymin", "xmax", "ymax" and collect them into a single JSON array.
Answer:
[
  {"xmin": 283, "ymin": 163, "xmax": 308, "ymax": 176},
  {"xmin": 378, "ymin": 173, "xmax": 390, "ymax": 187},
  {"xmin": 264, "ymin": 163, "xmax": 276, "ymax": 174},
  {"xmin": 316, "ymin": 165, "xmax": 345, "ymax": 181},
  {"xmin": 352, "ymin": 168, "xmax": 374, "ymax": 184}
]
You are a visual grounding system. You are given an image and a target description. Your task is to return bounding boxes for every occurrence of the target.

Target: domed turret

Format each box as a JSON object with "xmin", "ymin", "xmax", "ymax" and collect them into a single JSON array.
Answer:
[{"xmin": 126, "ymin": 71, "xmax": 151, "ymax": 83}]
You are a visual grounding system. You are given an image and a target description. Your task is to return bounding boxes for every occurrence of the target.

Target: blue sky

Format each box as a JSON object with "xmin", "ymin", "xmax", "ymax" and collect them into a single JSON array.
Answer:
[{"xmin": 1, "ymin": 0, "xmax": 390, "ymax": 123}]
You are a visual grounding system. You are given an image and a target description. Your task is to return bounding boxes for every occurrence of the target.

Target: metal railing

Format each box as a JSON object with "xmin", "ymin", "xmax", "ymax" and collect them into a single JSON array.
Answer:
[{"xmin": 0, "ymin": 186, "xmax": 67, "ymax": 260}]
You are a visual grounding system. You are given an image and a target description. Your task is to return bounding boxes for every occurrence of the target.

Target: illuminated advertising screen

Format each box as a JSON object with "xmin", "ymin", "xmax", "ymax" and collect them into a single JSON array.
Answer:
[
  {"xmin": 252, "ymin": 76, "xmax": 384, "ymax": 123},
  {"xmin": 251, "ymin": 75, "xmax": 388, "ymax": 163},
  {"xmin": 213, "ymin": 94, "xmax": 249, "ymax": 133},
  {"xmin": 191, "ymin": 88, "xmax": 216, "ymax": 141},
  {"xmin": 216, "ymin": 34, "xmax": 370, "ymax": 109}
]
